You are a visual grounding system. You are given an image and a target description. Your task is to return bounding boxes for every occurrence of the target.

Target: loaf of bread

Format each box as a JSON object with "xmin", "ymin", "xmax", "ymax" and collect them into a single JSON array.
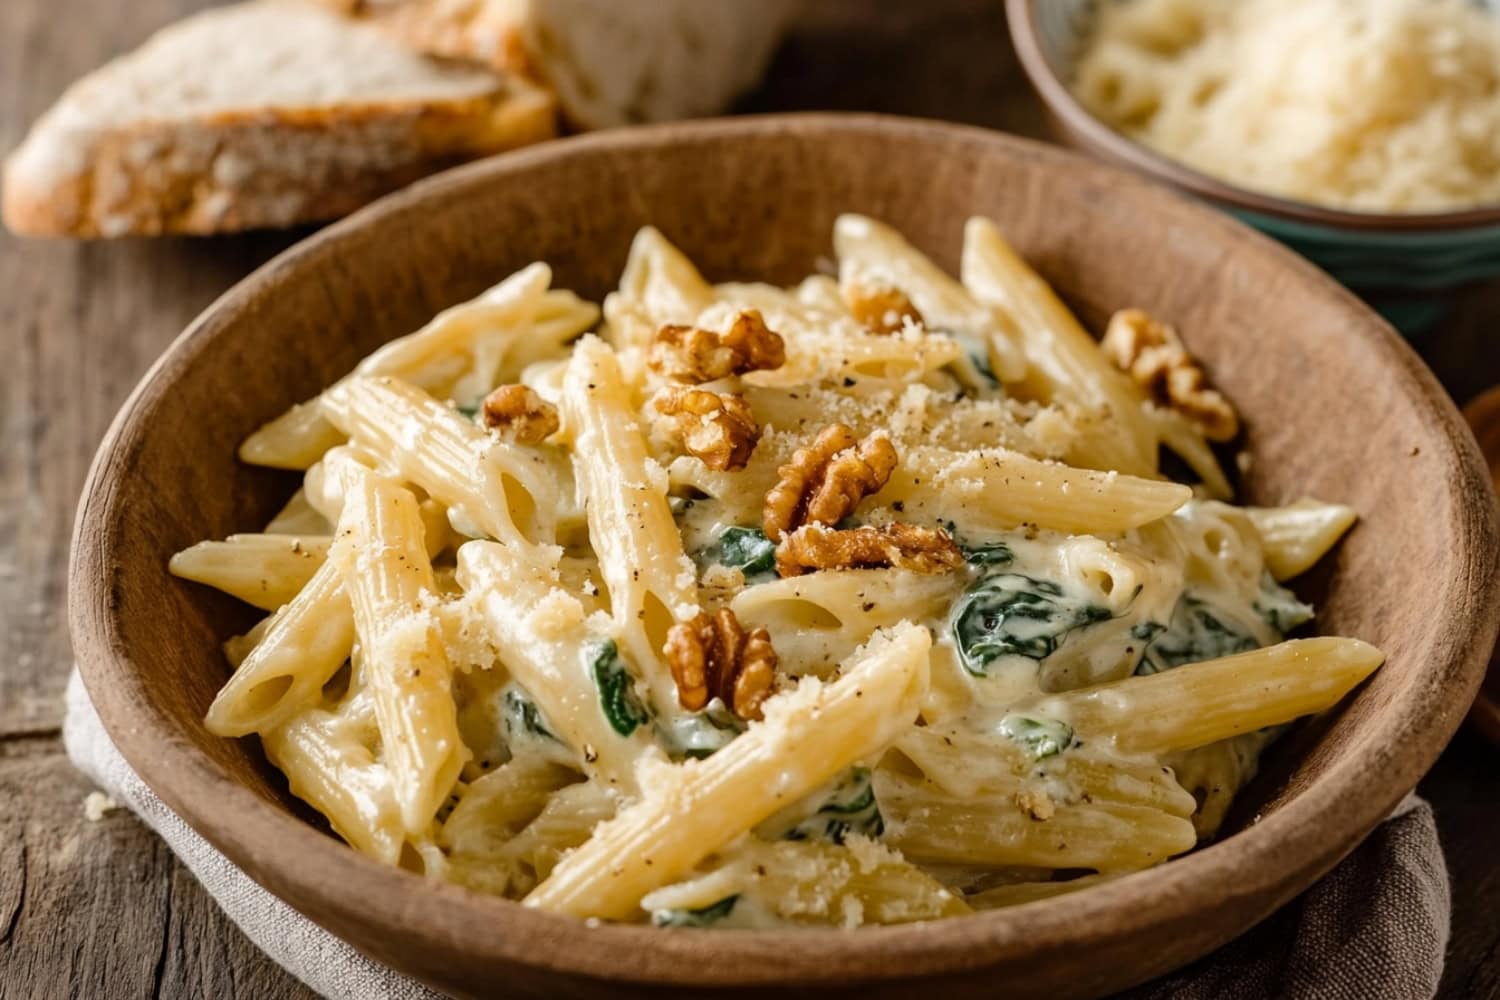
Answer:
[
  {"xmin": 322, "ymin": 0, "xmax": 796, "ymax": 130},
  {"xmin": 2, "ymin": 1, "xmax": 557, "ymax": 237}
]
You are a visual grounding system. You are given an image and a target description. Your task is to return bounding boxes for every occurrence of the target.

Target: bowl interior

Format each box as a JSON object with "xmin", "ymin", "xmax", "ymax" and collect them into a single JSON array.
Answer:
[{"xmin": 70, "ymin": 116, "xmax": 1499, "ymax": 998}]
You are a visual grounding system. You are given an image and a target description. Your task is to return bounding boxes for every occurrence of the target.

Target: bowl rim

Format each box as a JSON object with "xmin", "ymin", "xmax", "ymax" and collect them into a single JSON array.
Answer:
[
  {"xmin": 1004, "ymin": 0, "xmax": 1500, "ymax": 235},
  {"xmin": 68, "ymin": 112, "xmax": 1500, "ymax": 992}
]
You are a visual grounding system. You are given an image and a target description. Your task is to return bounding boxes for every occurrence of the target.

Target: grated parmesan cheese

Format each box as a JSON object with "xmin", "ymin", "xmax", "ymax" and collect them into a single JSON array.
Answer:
[
  {"xmin": 83, "ymin": 791, "xmax": 119, "ymax": 822},
  {"xmin": 1073, "ymin": 0, "xmax": 1500, "ymax": 212}
]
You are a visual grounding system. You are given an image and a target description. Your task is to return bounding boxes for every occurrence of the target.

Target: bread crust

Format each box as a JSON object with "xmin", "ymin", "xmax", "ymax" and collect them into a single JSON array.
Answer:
[
  {"xmin": 323, "ymin": 0, "xmax": 536, "ymax": 80},
  {"xmin": 4, "ymin": 85, "xmax": 555, "ymax": 238},
  {"xmin": 2, "ymin": 3, "xmax": 557, "ymax": 238},
  {"xmin": 326, "ymin": 0, "xmax": 794, "ymax": 131}
]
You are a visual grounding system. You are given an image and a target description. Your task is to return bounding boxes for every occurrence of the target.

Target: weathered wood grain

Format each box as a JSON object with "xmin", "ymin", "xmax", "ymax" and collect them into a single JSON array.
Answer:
[
  {"xmin": 0, "ymin": 0, "xmax": 297, "ymax": 736},
  {"xmin": 0, "ymin": 1, "xmax": 309, "ymax": 996},
  {"xmin": 0, "ymin": 751, "xmax": 311, "ymax": 1000},
  {"xmin": 3, "ymin": 0, "xmax": 1499, "ymax": 997},
  {"xmin": 739, "ymin": 0, "xmax": 1047, "ymax": 136}
]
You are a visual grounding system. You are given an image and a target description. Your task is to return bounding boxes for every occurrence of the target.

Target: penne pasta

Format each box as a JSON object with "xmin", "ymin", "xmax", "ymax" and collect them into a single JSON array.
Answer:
[
  {"xmin": 169, "ymin": 534, "xmax": 330, "ymax": 611},
  {"xmin": 731, "ymin": 568, "xmax": 960, "ymax": 678},
  {"xmin": 523, "ymin": 623, "xmax": 931, "ymax": 920},
  {"xmin": 961, "ymin": 217, "xmax": 1158, "ymax": 476},
  {"xmin": 264, "ymin": 488, "xmax": 333, "ymax": 535},
  {"xmin": 456, "ymin": 539, "xmax": 661, "ymax": 793},
  {"xmin": 603, "ymin": 226, "xmax": 718, "ymax": 352},
  {"xmin": 966, "ymin": 873, "xmax": 1119, "ymax": 911},
  {"xmin": 484, "ymin": 779, "xmax": 621, "ymax": 894},
  {"xmin": 876, "ymin": 768, "xmax": 1197, "ymax": 873},
  {"xmin": 333, "ymin": 463, "xmax": 467, "ymax": 834},
  {"xmin": 321, "ymin": 375, "xmax": 559, "ymax": 551},
  {"xmin": 1026, "ymin": 637, "xmax": 1385, "ymax": 754},
  {"xmin": 559, "ymin": 336, "xmax": 701, "ymax": 715},
  {"xmin": 873, "ymin": 445, "xmax": 1192, "ymax": 535},
  {"xmin": 438, "ymin": 755, "xmax": 584, "ymax": 896},
  {"xmin": 240, "ymin": 263, "xmax": 592, "ymax": 469},
  {"xmin": 204, "ymin": 557, "xmax": 352, "ymax": 737},
  {"xmin": 262, "ymin": 689, "xmax": 407, "ymax": 865},
  {"xmin": 896, "ymin": 723, "xmax": 1196, "ymax": 817},
  {"xmin": 1146, "ymin": 404, "xmax": 1234, "ymax": 500},
  {"xmin": 222, "ymin": 615, "xmax": 273, "ymax": 670},
  {"xmin": 180, "ymin": 217, "xmax": 1379, "ymax": 927},
  {"xmin": 834, "ymin": 213, "xmax": 1028, "ymax": 384},
  {"xmin": 1247, "ymin": 499, "xmax": 1358, "ymax": 580},
  {"xmin": 642, "ymin": 837, "xmax": 970, "ymax": 927}
]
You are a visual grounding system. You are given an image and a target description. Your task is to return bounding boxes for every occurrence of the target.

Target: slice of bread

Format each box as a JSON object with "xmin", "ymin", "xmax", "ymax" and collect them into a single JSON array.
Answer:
[
  {"xmin": 323, "ymin": 0, "xmax": 794, "ymax": 130},
  {"xmin": 2, "ymin": 0, "xmax": 556, "ymax": 237}
]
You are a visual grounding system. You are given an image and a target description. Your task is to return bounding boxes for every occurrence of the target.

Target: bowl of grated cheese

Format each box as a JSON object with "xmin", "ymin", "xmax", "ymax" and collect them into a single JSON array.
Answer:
[{"xmin": 1007, "ymin": 0, "xmax": 1500, "ymax": 332}]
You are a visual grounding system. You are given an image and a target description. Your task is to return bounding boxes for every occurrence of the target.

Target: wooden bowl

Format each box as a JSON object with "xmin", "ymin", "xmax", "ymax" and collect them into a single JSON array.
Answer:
[
  {"xmin": 69, "ymin": 115, "xmax": 1500, "ymax": 999},
  {"xmin": 1462, "ymin": 386, "xmax": 1500, "ymax": 747}
]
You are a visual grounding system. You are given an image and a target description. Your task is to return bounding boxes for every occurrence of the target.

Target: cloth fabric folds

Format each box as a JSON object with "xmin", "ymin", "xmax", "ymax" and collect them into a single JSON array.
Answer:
[{"xmin": 62, "ymin": 669, "xmax": 1448, "ymax": 1000}]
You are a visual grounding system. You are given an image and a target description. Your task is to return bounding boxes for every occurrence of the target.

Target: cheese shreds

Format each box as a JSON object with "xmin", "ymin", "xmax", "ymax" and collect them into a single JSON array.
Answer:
[
  {"xmin": 1073, "ymin": 0, "xmax": 1500, "ymax": 212},
  {"xmin": 83, "ymin": 791, "xmax": 119, "ymax": 822}
]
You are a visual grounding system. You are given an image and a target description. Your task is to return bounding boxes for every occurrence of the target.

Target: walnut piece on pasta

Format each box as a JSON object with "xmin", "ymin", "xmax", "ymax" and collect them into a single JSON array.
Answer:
[
  {"xmin": 664, "ymin": 608, "xmax": 777, "ymax": 721},
  {"xmin": 480, "ymin": 384, "xmax": 559, "ymax": 444},
  {"xmin": 762, "ymin": 424, "xmax": 898, "ymax": 543},
  {"xmin": 774, "ymin": 522, "xmax": 963, "ymax": 577},
  {"xmin": 654, "ymin": 387, "xmax": 761, "ymax": 471},
  {"xmin": 649, "ymin": 308, "xmax": 786, "ymax": 383},
  {"xmin": 843, "ymin": 282, "xmax": 924, "ymax": 335},
  {"xmin": 1101, "ymin": 308, "xmax": 1239, "ymax": 442}
]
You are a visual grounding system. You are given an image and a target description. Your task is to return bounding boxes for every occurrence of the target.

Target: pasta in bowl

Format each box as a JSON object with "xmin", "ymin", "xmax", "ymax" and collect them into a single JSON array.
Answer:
[{"xmin": 169, "ymin": 213, "xmax": 1382, "ymax": 929}]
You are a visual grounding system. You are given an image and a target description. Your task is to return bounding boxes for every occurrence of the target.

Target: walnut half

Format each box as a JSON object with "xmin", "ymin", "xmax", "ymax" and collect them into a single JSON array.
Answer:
[
  {"xmin": 653, "ymin": 387, "xmax": 761, "ymax": 471},
  {"xmin": 775, "ymin": 522, "xmax": 963, "ymax": 577},
  {"xmin": 664, "ymin": 609, "xmax": 777, "ymax": 721},
  {"xmin": 649, "ymin": 309, "xmax": 786, "ymax": 383},
  {"xmin": 762, "ymin": 424, "xmax": 898, "ymax": 543},
  {"xmin": 843, "ymin": 282, "xmax": 924, "ymax": 335},
  {"xmin": 480, "ymin": 384, "xmax": 559, "ymax": 444},
  {"xmin": 1101, "ymin": 308, "xmax": 1239, "ymax": 442}
]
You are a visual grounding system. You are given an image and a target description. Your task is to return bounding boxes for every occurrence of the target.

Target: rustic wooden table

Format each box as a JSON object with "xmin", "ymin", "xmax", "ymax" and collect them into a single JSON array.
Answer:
[{"xmin": 3, "ymin": 1, "xmax": 1498, "ymax": 997}]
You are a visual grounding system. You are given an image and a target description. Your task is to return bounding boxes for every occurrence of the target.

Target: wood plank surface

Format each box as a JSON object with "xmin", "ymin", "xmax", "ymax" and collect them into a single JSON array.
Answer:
[
  {"xmin": 1, "ymin": 1, "xmax": 1496, "ymax": 997},
  {"xmin": 0, "ymin": 751, "xmax": 309, "ymax": 1000}
]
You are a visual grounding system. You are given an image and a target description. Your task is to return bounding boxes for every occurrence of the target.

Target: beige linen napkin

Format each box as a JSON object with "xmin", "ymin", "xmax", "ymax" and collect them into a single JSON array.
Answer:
[
  {"xmin": 1119, "ymin": 793, "xmax": 1448, "ymax": 1000},
  {"xmin": 63, "ymin": 670, "xmax": 1448, "ymax": 1000}
]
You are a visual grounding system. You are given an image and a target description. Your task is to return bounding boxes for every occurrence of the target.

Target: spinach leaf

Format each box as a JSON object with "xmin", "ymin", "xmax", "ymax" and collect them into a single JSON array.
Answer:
[
  {"xmin": 655, "ymin": 706, "xmax": 743, "ymax": 761},
  {"xmin": 501, "ymin": 682, "xmax": 577, "ymax": 767},
  {"xmin": 998, "ymin": 715, "xmax": 1074, "ymax": 759},
  {"xmin": 697, "ymin": 525, "xmax": 777, "ymax": 580},
  {"xmin": 455, "ymin": 402, "xmax": 480, "ymax": 420},
  {"xmin": 783, "ymin": 767, "xmax": 883, "ymax": 844},
  {"xmin": 952, "ymin": 573, "xmax": 1111, "ymax": 675},
  {"xmin": 502, "ymin": 684, "xmax": 558, "ymax": 744},
  {"xmin": 960, "ymin": 539, "xmax": 1014, "ymax": 566},
  {"xmin": 590, "ymin": 640, "xmax": 651, "ymax": 736},
  {"xmin": 942, "ymin": 521, "xmax": 1014, "ymax": 566},
  {"xmin": 717, "ymin": 526, "xmax": 777, "ymax": 575},
  {"xmin": 941, "ymin": 331, "xmax": 1000, "ymax": 393},
  {"xmin": 1130, "ymin": 620, "xmax": 1167, "ymax": 641},
  {"xmin": 1254, "ymin": 572, "xmax": 1314, "ymax": 636},
  {"xmin": 1138, "ymin": 594, "xmax": 1258, "ymax": 675},
  {"xmin": 651, "ymin": 895, "xmax": 740, "ymax": 928},
  {"xmin": 969, "ymin": 348, "xmax": 998, "ymax": 386}
]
